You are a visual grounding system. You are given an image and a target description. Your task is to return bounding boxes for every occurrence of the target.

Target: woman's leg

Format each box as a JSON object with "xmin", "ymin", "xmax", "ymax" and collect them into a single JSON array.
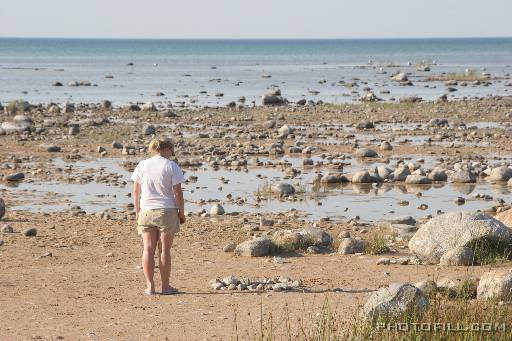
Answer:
[
  {"xmin": 159, "ymin": 231, "xmax": 174, "ymax": 292},
  {"xmin": 141, "ymin": 228, "xmax": 158, "ymax": 293}
]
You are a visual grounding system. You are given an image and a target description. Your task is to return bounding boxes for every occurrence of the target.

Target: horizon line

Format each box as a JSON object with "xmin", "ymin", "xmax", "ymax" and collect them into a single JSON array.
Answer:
[{"xmin": 1, "ymin": 35, "xmax": 511, "ymax": 41}]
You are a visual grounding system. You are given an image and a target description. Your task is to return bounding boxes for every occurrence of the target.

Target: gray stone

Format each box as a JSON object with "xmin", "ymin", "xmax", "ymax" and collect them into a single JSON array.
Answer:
[
  {"xmin": 428, "ymin": 168, "xmax": 448, "ymax": 182},
  {"xmin": 439, "ymin": 247, "xmax": 474, "ymax": 266},
  {"xmin": 477, "ymin": 268, "xmax": 512, "ymax": 301},
  {"xmin": 405, "ymin": 175, "xmax": 432, "ymax": 185},
  {"xmin": 380, "ymin": 141, "xmax": 393, "ymax": 151},
  {"xmin": 338, "ymin": 237, "xmax": 365, "ymax": 254},
  {"xmin": 0, "ymin": 198, "xmax": 4, "ymax": 220},
  {"xmin": 351, "ymin": 170, "xmax": 381, "ymax": 183},
  {"xmin": 22, "ymin": 228, "xmax": 37, "ymax": 237},
  {"xmin": 277, "ymin": 124, "xmax": 292, "ymax": 137},
  {"xmin": 141, "ymin": 102, "xmax": 156, "ymax": 111},
  {"xmin": 271, "ymin": 183, "xmax": 295, "ymax": 195},
  {"xmin": 356, "ymin": 121, "xmax": 374, "ymax": 129},
  {"xmin": 354, "ymin": 148, "xmax": 378, "ymax": 158},
  {"xmin": 272, "ymin": 230, "xmax": 304, "ymax": 249},
  {"xmin": 299, "ymin": 227, "xmax": 333, "ymax": 247},
  {"xmin": 382, "ymin": 216, "xmax": 416, "ymax": 226},
  {"xmin": 210, "ymin": 203, "xmax": 225, "ymax": 215},
  {"xmin": 222, "ymin": 275, "xmax": 239, "ymax": 286},
  {"xmin": 234, "ymin": 237, "xmax": 272, "ymax": 257},
  {"xmin": 414, "ymin": 280, "xmax": 437, "ymax": 296},
  {"xmin": 391, "ymin": 72, "xmax": 408, "ymax": 82},
  {"xmin": 142, "ymin": 124, "xmax": 156, "ymax": 136},
  {"xmin": 6, "ymin": 173, "xmax": 25, "ymax": 182},
  {"xmin": 262, "ymin": 90, "xmax": 286, "ymax": 106},
  {"xmin": 1, "ymin": 224, "xmax": 13, "ymax": 233},
  {"xmin": 392, "ymin": 166, "xmax": 411, "ymax": 182},
  {"xmin": 1, "ymin": 120, "xmax": 32, "ymax": 134},
  {"xmin": 223, "ymin": 243, "xmax": 236, "ymax": 252},
  {"xmin": 408, "ymin": 212, "xmax": 512, "ymax": 264},
  {"xmin": 488, "ymin": 166, "xmax": 512, "ymax": 182},
  {"xmin": 361, "ymin": 283, "xmax": 429, "ymax": 322},
  {"xmin": 450, "ymin": 169, "xmax": 476, "ymax": 183}
]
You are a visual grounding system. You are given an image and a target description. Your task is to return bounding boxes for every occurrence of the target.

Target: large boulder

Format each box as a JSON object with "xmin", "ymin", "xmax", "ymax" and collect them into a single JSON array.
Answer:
[
  {"xmin": 477, "ymin": 268, "xmax": 512, "ymax": 301},
  {"xmin": 439, "ymin": 247, "xmax": 474, "ymax": 266},
  {"xmin": 391, "ymin": 72, "xmax": 408, "ymax": 82},
  {"xmin": 496, "ymin": 209, "xmax": 512, "ymax": 228},
  {"xmin": 361, "ymin": 283, "xmax": 429, "ymax": 322},
  {"xmin": 234, "ymin": 237, "xmax": 272, "ymax": 257},
  {"xmin": 428, "ymin": 168, "xmax": 448, "ymax": 182},
  {"xmin": 488, "ymin": 166, "xmax": 512, "ymax": 182},
  {"xmin": 0, "ymin": 198, "xmax": 5, "ymax": 220},
  {"xmin": 272, "ymin": 230, "xmax": 305, "ymax": 250},
  {"xmin": 408, "ymin": 212, "xmax": 512, "ymax": 264}
]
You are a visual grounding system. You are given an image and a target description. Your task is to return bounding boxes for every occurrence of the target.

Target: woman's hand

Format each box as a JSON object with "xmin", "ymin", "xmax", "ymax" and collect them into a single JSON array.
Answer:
[{"xmin": 179, "ymin": 213, "xmax": 186, "ymax": 224}]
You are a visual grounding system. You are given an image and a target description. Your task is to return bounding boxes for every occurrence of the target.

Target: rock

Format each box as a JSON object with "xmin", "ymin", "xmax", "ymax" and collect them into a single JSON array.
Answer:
[
  {"xmin": 6, "ymin": 173, "xmax": 25, "ymax": 182},
  {"xmin": 477, "ymin": 268, "xmax": 512, "ymax": 301},
  {"xmin": 271, "ymin": 183, "xmax": 295, "ymax": 195},
  {"xmin": 488, "ymin": 166, "xmax": 512, "ymax": 182},
  {"xmin": 0, "ymin": 198, "xmax": 4, "ymax": 220},
  {"xmin": 52, "ymin": 81, "xmax": 63, "ymax": 86},
  {"xmin": 48, "ymin": 104, "xmax": 61, "ymax": 114},
  {"xmin": 361, "ymin": 283, "xmax": 429, "ymax": 322},
  {"xmin": 210, "ymin": 203, "xmax": 225, "ymax": 215},
  {"xmin": 391, "ymin": 72, "xmax": 408, "ymax": 82},
  {"xmin": 380, "ymin": 141, "xmax": 393, "ymax": 151},
  {"xmin": 22, "ymin": 228, "xmax": 37, "ymax": 237},
  {"xmin": 234, "ymin": 237, "xmax": 272, "ymax": 257},
  {"xmin": 64, "ymin": 103, "xmax": 75, "ymax": 113},
  {"xmin": 392, "ymin": 166, "xmax": 411, "ymax": 182},
  {"xmin": 68, "ymin": 80, "xmax": 79, "ymax": 87},
  {"xmin": 141, "ymin": 102, "xmax": 156, "ymax": 111},
  {"xmin": 320, "ymin": 174, "xmax": 342, "ymax": 183},
  {"xmin": 351, "ymin": 170, "xmax": 381, "ymax": 183},
  {"xmin": 1, "ymin": 120, "xmax": 32, "ymax": 134},
  {"xmin": 262, "ymin": 90, "xmax": 286, "ymax": 106},
  {"xmin": 277, "ymin": 124, "xmax": 292, "ymax": 137},
  {"xmin": 142, "ymin": 124, "xmax": 156, "ymax": 136},
  {"xmin": 428, "ymin": 168, "xmax": 448, "ymax": 182},
  {"xmin": 356, "ymin": 121, "xmax": 374, "ymax": 130},
  {"xmin": 382, "ymin": 216, "xmax": 416, "ymax": 226},
  {"xmin": 399, "ymin": 96, "xmax": 422, "ymax": 103},
  {"xmin": 414, "ymin": 280, "xmax": 437, "ymax": 296},
  {"xmin": 360, "ymin": 92, "xmax": 381, "ymax": 102},
  {"xmin": 405, "ymin": 175, "xmax": 432, "ymax": 185},
  {"xmin": 338, "ymin": 237, "xmax": 365, "ymax": 254},
  {"xmin": 376, "ymin": 257, "xmax": 391, "ymax": 265},
  {"xmin": 126, "ymin": 104, "xmax": 141, "ymax": 111},
  {"xmin": 354, "ymin": 148, "xmax": 378, "ymax": 158},
  {"xmin": 1, "ymin": 224, "xmax": 13, "ymax": 233},
  {"xmin": 408, "ymin": 212, "xmax": 512, "ymax": 264},
  {"xmin": 450, "ymin": 169, "xmax": 476, "ymax": 183},
  {"xmin": 102, "ymin": 100, "xmax": 112, "ymax": 110},
  {"xmin": 42, "ymin": 144, "xmax": 61, "ymax": 153},
  {"xmin": 439, "ymin": 247, "xmax": 474, "ymax": 266},
  {"xmin": 299, "ymin": 227, "xmax": 333, "ymax": 247},
  {"xmin": 223, "ymin": 243, "xmax": 236, "ymax": 252},
  {"xmin": 272, "ymin": 230, "xmax": 305, "ymax": 250},
  {"xmin": 221, "ymin": 274, "xmax": 239, "ymax": 286},
  {"xmin": 68, "ymin": 125, "xmax": 80, "ymax": 135}
]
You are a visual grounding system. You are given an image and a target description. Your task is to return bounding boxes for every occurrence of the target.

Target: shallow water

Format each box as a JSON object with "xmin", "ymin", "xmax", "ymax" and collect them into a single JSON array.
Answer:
[
  {"xmin": 2, "ymin": 156, "xmax": 511, "ymax": 222},
  {"xmin": 1, "ymin": 38, "xmax": 511, "ymax": 106}
]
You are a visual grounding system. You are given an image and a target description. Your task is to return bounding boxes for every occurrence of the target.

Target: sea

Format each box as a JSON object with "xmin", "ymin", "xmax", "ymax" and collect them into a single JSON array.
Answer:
[{"xmin": 0, "ymin": 37, "xmax": 511, "ymax": 107}]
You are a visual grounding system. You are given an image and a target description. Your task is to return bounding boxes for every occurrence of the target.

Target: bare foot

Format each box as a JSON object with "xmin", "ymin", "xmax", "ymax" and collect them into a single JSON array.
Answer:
[{"xmin": 161, "ymin": 286, "xmax": 178, "ymax": 295}]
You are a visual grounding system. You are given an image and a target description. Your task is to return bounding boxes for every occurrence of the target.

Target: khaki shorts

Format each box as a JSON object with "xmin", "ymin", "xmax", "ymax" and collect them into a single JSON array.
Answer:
[{"xmin": 137, "ymin": 208, "xmax": 180, "ymax": 235}]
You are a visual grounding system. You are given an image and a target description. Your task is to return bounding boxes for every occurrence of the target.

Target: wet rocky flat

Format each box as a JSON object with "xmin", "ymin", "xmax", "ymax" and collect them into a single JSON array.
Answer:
[{"xmin": 2, "ymin": 97, "xmax": 512, "ymax": 339}]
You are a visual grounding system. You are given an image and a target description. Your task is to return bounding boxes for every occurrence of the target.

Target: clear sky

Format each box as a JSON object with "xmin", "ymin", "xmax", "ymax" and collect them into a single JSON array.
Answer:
[{"xmin": 1, "ymin": 0, "xmax": 511, "ymax": 39}]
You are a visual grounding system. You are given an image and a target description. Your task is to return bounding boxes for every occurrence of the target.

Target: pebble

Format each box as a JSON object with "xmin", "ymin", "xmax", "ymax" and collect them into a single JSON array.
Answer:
[
  {"xmin": 22, "ymin": 228, "xmax": 37, "ymax": 237},
  {"xmin": 1, "ymin": 224, "xmax": 13, "ymax": 233}
]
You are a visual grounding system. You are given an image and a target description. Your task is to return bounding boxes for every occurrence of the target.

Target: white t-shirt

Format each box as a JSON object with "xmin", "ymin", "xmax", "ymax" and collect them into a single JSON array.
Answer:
[{"xmin": 131, "ymin": 155, "xmax": 185, "ymax": 210}]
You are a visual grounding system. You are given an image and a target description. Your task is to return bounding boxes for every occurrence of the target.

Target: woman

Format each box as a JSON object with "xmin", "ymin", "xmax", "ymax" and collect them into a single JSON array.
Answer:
[{"xmin": 131, "ymin": 137, "xmax": 186, "ymax": 295}]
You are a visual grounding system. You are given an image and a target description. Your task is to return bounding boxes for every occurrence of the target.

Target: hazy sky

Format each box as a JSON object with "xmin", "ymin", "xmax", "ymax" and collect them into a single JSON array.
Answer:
[{"xmin": 1, "ymin": 0, "xmax": 511, "ymax": 39}]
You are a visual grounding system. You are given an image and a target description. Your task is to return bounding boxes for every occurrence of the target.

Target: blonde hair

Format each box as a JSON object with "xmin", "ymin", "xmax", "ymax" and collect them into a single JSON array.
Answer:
[{"xmin": 148, "ymin": 137, "xmax": 174, "ymax": 154}]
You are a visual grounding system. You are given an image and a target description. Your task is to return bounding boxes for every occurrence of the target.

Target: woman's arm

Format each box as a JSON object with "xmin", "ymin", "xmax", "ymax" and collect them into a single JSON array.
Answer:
[
  {"xmin": 173, "ymin": 183, "xmax": 186, "ymax": 224},
  {"xmin": 133, "ymin": 182, "xmax": 141, "ymax": 218}
]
